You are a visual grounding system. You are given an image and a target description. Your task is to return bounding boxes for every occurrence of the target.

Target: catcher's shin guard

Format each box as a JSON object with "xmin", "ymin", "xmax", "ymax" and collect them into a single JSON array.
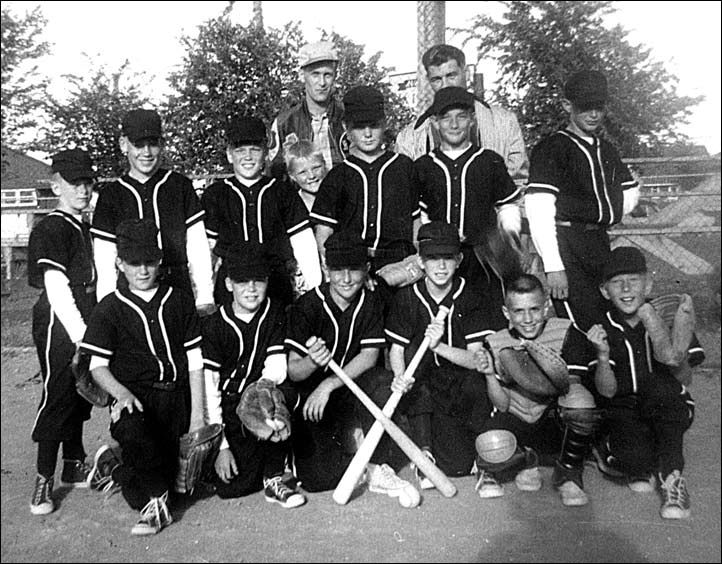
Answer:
[{"xmin": 554, "ymin": 408, "xmax": 600, "ymax": 488}]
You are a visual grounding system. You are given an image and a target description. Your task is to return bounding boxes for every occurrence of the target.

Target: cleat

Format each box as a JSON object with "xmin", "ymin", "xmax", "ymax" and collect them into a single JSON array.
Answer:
[
  {"xmin": 515, "ymin": 466, "xmax": 542, "ymax": 492},
  {"xmin": 367, "ymin": 463, "xmax": 413, "ymax": 498},
  {"xmin": 87, "ymin": 444, "xmax": 122, "ymax": 495},
  {"xmin": 60, "ymin": 459, "xmax": 92, "ymax": 488},
  {"xmin": 558, "ymin": 480, "xmax": 589, "ymax": 506},
  {"xmin": 264, "ymin": 476, "xmax": 306, "ymax": 509},
  {"xmin": 660, "ymin": 471, "xmax": 690, "ymax": 519},
  {"xmin": 131, "ymin": 492, "xmax": 172, "ymax": 536},
  {"xmin": 30, "ymin": 474, "xmax": 55, "ymax": 516},
  {"xmin": 475, "ymin": 470, "xmax": 504, "ymax": 499}
]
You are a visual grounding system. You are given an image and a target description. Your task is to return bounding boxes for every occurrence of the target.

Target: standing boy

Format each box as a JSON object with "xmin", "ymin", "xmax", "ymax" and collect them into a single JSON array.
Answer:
[
  {"xmin": 591, "ymin": 247, "xmax": 704, "ymax": 519},
  {"xmin": 285, "ymin": 233, "xmax": 417, "ymax": 505},
  {"xmin": 202, "ymin": 245, "xmax": 305, "ymax": 508},
  {"xmin": 28, "ymin": 149, "xmax": 97, "ymax": 515},
  {"xmin": 414, "ymin": 87, "xmax": 523, "ymax": 329},
  {"xmin": 81, "ymin": 219, "xmax": 205, "ymax": 536},
  {"xmin": 91, "ymin": 108, "xmax": 215, "ymax": 315},
  {"xmin": 201, "ymin": 116, "xmax": 321, "ymax": 305},
  {"xmin": 474, "ymin": 274, "xmax": 605, "ymax": 507},
  {"xmin": 388, "ymin": 221, "xmax": 492, "ymax": 481},
  {"xmin": 526, "ymin": 71, "xmax": 640, "ymax": 330}
]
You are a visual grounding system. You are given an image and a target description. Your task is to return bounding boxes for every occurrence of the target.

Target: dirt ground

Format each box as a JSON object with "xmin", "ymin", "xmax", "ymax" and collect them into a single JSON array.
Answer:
[{"xmin": 2, "ymin": 280, "xmax": 720, "ymax": 563}]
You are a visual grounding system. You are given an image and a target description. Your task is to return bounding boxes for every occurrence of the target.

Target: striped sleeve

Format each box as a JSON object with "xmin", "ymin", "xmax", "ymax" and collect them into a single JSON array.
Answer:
[{"xmin": 309, "ymin": 169, "xmax": 341, "ymax": 227}]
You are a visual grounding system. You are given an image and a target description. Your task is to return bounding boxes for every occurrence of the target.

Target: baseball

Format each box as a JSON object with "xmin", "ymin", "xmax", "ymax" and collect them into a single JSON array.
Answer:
[{"xmin": 398, "ymin": 485, "xmax": 421, "ymax": 508}]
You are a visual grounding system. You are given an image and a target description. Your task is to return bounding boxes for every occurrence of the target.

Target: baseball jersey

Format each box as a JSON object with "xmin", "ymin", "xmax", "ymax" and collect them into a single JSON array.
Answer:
[
  {"xmin": 415, "ymin": 146, "xmax": 521, "ymax": 245},
  {"xmin": 385, "ymin": 277, "xmax": 490, "ymax": 369},
  {"xmin": 527, "ymin": 130, "xmax": 638, "ymax": 226},
  {"xmin": 202, "ymin": 299, "xmax": 286, "ymax": 394},
  {"xmin": 80, "ymin": 284, "xmax": 202, "ymax": 385},
  {"xmin": 285, "ymin": 284, "xmax": 386, "ymax": 392},
  {"xmin": 91, "ymin": 169, "xmax": 205, "ymax": 268},
  {"xmin": 202, "ymin": 175, "xmax": 310, "ymax": 261},
  {"xmin": 309, "ymin": 152, "xmax": 419, "ymax": 252},
  {"xmin": 28, "ymin": 210, "xmax": 96, "ymax": 312},
  {"xmin": 592, "ymin": 308, "xmax": 705, "ymax": 397}
]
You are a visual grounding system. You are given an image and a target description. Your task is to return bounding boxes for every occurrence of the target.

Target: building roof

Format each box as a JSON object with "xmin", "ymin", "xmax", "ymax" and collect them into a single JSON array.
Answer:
[{"xmin": 1, "ymin": 145, "xmax": 52, "ymax": 191}]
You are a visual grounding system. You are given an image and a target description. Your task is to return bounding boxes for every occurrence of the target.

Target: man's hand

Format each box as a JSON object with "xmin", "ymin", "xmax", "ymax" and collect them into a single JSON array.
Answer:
[
  {"xmin": 214, "ymin": 447, "xmax": 238, "ymax": 483},
  {"xmin": 391, "ymin": 371, "xmax": 415, "ymax": 395},
  {"xmin": 546, "ymin": 270, "xmax": 568, "ymax": 300},
  {"xmin": 425, "ymin": 319, "xmax": 445, "ymax": 351},
  {"xmin": 306, "ymin": 336, "xmax": 333, "ymax": 368},
  {"xmin": 303, "ymin": 380, "xmax": 333, "ymax": 422},
  {"xmin": 586, "ymin": 324, "xmax": 610, "ymax": 357}
]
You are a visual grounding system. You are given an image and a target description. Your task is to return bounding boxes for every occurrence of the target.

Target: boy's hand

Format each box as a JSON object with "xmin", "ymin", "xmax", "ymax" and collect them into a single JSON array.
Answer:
[
  {"xmin": 474, "ymin": 349, "xmax": 494, "ymax": 374},
  {"xmin": 546, "ymin": 270, "xmax": 568, "ymax": 300},
  {"xmin": 196, "ymin": 303, "xmax": 217, "ymax": 318},
  {"xmin": 305, "ymin": 336, "xmax": 333, "ymax": 368},
  {"xmin": 214, "ymin": 447, "xmax": 238, "ymax": 483},
  {"xmin": 586, "ymin": 324, "xmax": 610, "ymax": 357},
  {"xmin": 391, "ymin": 372, "xmax": 415, "ymax": 395},
  {"xmin": 303, "ymin": 380, "xmax": 333, "ymax": 422},
  {"xmin": 364, "ymin": 276, "xmax": 378, "ymax": 292},
  {"xmin": 425, "ymin": 320, "xmax": 445, "ymax": 351},
  {"xmin": 110, "ymin": 390, "xmax": 143, "ymax": 422}
]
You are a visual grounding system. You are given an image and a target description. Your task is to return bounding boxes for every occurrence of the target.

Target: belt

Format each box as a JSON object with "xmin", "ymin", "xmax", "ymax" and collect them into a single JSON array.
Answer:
[
  {"xmin": 152, "ymin": 381, "xmax": 177, "ymax": 391},
  {"xmin": 71, "ymin": 283, "xmax": 96, "ymax": 294},
  {"xmin": 367, "ymin": 247, "xmax": 400, "ymax": 259},
  {"xmin": 555, "ymin": 220, "xmax": 607, "ymax": 231}
]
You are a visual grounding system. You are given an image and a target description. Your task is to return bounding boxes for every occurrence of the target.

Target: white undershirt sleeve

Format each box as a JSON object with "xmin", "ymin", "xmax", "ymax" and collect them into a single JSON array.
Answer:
[
  {"xmin": 186, "ymin": 221, "xmax": 215, "ymax": 307},
  {"xmin": 204, "ymin": 368, "xmax": 229, "ymax": 450},
  {"xmin": 260, "ymin": 354, "xmax": 287, "ymax": 385},
  {"xmin": 623, "ymin": 185, "xmax": 641, "ymax": 216},
  {"xmin": 89, "ymin": 355, "xmax": 110, "ymax": 370},
  {"xmin": 93, "ymin": 238, "xmax": 117, "ymax": 302},
  {"xmin": 289, "ymin": 228, "xmax": 322, "ymax": 289},
  {"xmin": 44, "ymin": 269, "xmax": 87, "ymax": 343},
  {"xmin": 186, "ymin": 347, "xmax": 204, "ymax": 372},
  {"xmin": 524, "ymin": 192, "xmax": 564, "ymax": 272},
  {"xmin": 496, "ymin": 202, "xmax": 522, "ymax": 237}
]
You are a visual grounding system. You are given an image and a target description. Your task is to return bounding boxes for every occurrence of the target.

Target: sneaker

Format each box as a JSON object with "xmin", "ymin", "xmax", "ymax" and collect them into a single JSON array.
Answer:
[
  {"xmin": 558, "ymin": 480, "xmax": 589, "ymax": 506},
  {"xmin": 660, "ymin": 471, "xmax": 690, "ymax": 519},
  {"xmin": 263, "ymin": 476, "xmax": 306, "ymax": 508},
  {"xmin": 515, "ymin": 467, "xmax": 542, "ymax": 492},
  {"xmin": 367, "ymin": 463, "xmax": 412, "ymax": 498},
  {"xmin": 475, "ymin": 470, "xmax": 504, "ymax": 499},
  {"xmin": 131, "ymin": 492, "xmax": 172, "ymax": 536},
  {"xmin": 591, "ymin": 440, "xmax": 625, "ymax": 479},
  {"xmin": 411, "ymin": 450, "xmax": 436, "ymax": 490},
  {"xmin": 628, "ymin": 474, "xmax": 655, "ymax": 493},
  {"xmin": 60, "ymin": 459, "xmax": 92, "ymax": 488},
  {"xmin": 30, "ymin": 474, "xmax": 55, "ymax": 516},
  {"xmin": 87, "ymin": 445, "xmax": 122, "ymax": 494}
]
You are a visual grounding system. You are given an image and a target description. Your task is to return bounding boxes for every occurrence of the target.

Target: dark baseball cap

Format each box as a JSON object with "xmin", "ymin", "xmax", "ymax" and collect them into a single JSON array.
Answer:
[
  {"xmin": 226, "ymin": 117, "xmax": 267, "ymax": 147},
  {"xmin": 224, "ymin": 244, "xmax": 272, "ymax": 281},
  {"xmin": 564, "ymin": 70, "xmax": 608, "ymax": 111},
  {"xmin": 324, "ymin": 232, "xmax": 368, "ymax": 269},
  {"xmin": 418, "ymin": 221, "xmax": 460, "ymax": 256},
  {"xmin": 601, "ymin": 246, "xmax": 647, "ymax": 282},
  {"xmin": 116, "ymin": 218, "xmax": 163, "ymax": 264},
  {"xmin": 51, "ymin": 148, "xmax": 95, "ymax": 184},
  {"xmin": 430, "ymin": 86, "xmax": 475, "ymax": 116},
  {"xmin": 122, "ymin": 109, "xmax": 163, "ymax": 144},
  {"xmin": 343, "ymin": 85, "xmax": 385, "ymax": 125}
]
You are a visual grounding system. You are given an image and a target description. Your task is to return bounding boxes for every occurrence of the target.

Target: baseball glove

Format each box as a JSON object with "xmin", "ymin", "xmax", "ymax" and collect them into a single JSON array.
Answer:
[
  {"xmin": 496, "ymin": 339, "xmax": 569, "ymax": 397},
  {"xmin": 236, "ymin": 380, "xmax": 291, "ymax": 442},
  {"xmin": 71, "ymin": 351, "xmax": 110, "ymax": 408},
  {"xmin": 649, "ymin": 294, "xmax": 684, "ymax": 328},
  {"xmin": 376, "ymin": 254, "xmax": 424, "ymax": 287},
  {"xmin": 174, "ymin": 423, "xmax": 223, "ymax": 494}
]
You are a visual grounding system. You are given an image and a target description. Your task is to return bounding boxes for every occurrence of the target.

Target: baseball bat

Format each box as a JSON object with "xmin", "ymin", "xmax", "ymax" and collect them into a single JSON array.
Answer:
[
  {"xmin": 303, "ymin": 336, "xmax": 456, "ymax": 499},
  {"xmin": 333, "ymin": 307, "xmax": 450, "ymax": 505}
]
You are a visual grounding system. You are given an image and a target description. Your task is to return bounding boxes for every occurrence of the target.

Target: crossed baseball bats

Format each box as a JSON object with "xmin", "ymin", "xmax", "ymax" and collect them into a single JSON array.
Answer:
[{"xmin": 306, "ymin": 306, "xmax": 456, "ymax": 504}]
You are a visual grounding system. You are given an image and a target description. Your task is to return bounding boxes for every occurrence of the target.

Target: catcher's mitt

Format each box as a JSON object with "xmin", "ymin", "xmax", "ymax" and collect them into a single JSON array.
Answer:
[
  {"xmin": 174, "ymin": 423, "xmax": 223, "ymax": 494},
  {"xmin": 496, "ymin": 339, "xmax": 570, "ymax": 397},
  {"xmin": 71, "ymin": 351, "xmax": 110, "ymax": 408},
  {"xmin": 376, "ymin": 253, "xmax": 424, "ymax": 288},
  {"xmin": 237, "ymin": 380, "xmax": 291, "ymax": 442}
]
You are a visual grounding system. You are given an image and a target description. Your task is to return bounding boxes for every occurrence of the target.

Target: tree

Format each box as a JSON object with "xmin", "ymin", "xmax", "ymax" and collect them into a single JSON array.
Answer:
[
  {"xmin": 37, "ymin": 59, "xmax": 151, "ymax": 177},
  {"xmin": 1, "ymin": 5, "xmax": 50, "ymax": 147},
  {"xmin": 456, "ymin": 1, "xmax": 702, "ymax": 156}
]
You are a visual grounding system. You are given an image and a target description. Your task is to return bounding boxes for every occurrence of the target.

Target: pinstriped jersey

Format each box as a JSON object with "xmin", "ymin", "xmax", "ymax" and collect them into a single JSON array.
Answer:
[
  {"xmin": 385, "ymin": 277, "xmax": 491, "ymax": 369},
  {"xmin": 592, "ymin": 308, "xmax": 705, "ymax": 397},
  {"xmin": 285, "ymin": 284, "xmax": 386, "ymax": 391},
  {"xmin": 91, "ymin": 169, "xmax": 205, "ymax": 268},
  {"xmin": 80, "ymin": 284, "xmax": 201, "ymax": 384},
  {"xmin": 527, "ymin": 130, "xmax": 638, "ymax": 226},
  {"xmin": 201, "ymin": 175, "xmax": 310, "ymax": 260},
  {"xmin": 309, "ymin": 152, "xmax": 419, "ymax": 251},
  {"xmin": 201, "ymin": 300, "xmax": 286, "ymax": 394},
  {"xmin": 414, "ymin": 146, "xmax": 521, "ymax": 246}
]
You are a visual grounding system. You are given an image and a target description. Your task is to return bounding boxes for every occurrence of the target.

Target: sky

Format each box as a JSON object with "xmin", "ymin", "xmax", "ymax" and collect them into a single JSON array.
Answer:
[{"xmin": 4, "ymin": 0, "xmax": 721, "ymax": 154}]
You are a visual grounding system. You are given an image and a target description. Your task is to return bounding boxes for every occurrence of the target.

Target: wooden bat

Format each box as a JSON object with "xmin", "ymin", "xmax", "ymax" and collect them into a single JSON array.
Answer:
[{"xmin": 332, "ymin": 306, "xmax": 450, "ymax": 505}]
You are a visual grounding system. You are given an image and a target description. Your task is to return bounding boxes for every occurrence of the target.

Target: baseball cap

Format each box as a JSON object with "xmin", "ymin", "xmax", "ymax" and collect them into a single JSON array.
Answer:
[
  {"xmin": 226, "ymin": 117, "xmax": 267, "ymax": 147},
  {"xmin": 224, "ymin": 244, "xmax": 272, "ymax": 281},
  {"xmin": 324, "ymin": 232, "xmax": 368, "ymax": 269},
  {"xmin": 343, "ymin": 85, "xmax": 385, "ymax": 125},
  {"xmin": 298, "ymin": 41, "xmax": 339, "ymax": 69},
  {"xmin": 564, "ymin": 70, "xmax": 608, "ymax": 111},
  {"xmin": 430, "ymin": 86, "xmax": 475, "ymax": 116},
  {"xmin": 116, "ymin": 218, "xmax": 163, "ymax": 264},
  {"xmin": 418, "ymin": 221, "xmax": 460, "ymax": 256},
  {"xmin": 51, "ymin": 148, "xmax": 95, "ymax": 184},
  {"xmin": 601, "ymin": 246, "xmax": 647, "ymax": 282},
  {"xmin": 122, "ymin": 109, "xmax": 162, "ymax": 144}
]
